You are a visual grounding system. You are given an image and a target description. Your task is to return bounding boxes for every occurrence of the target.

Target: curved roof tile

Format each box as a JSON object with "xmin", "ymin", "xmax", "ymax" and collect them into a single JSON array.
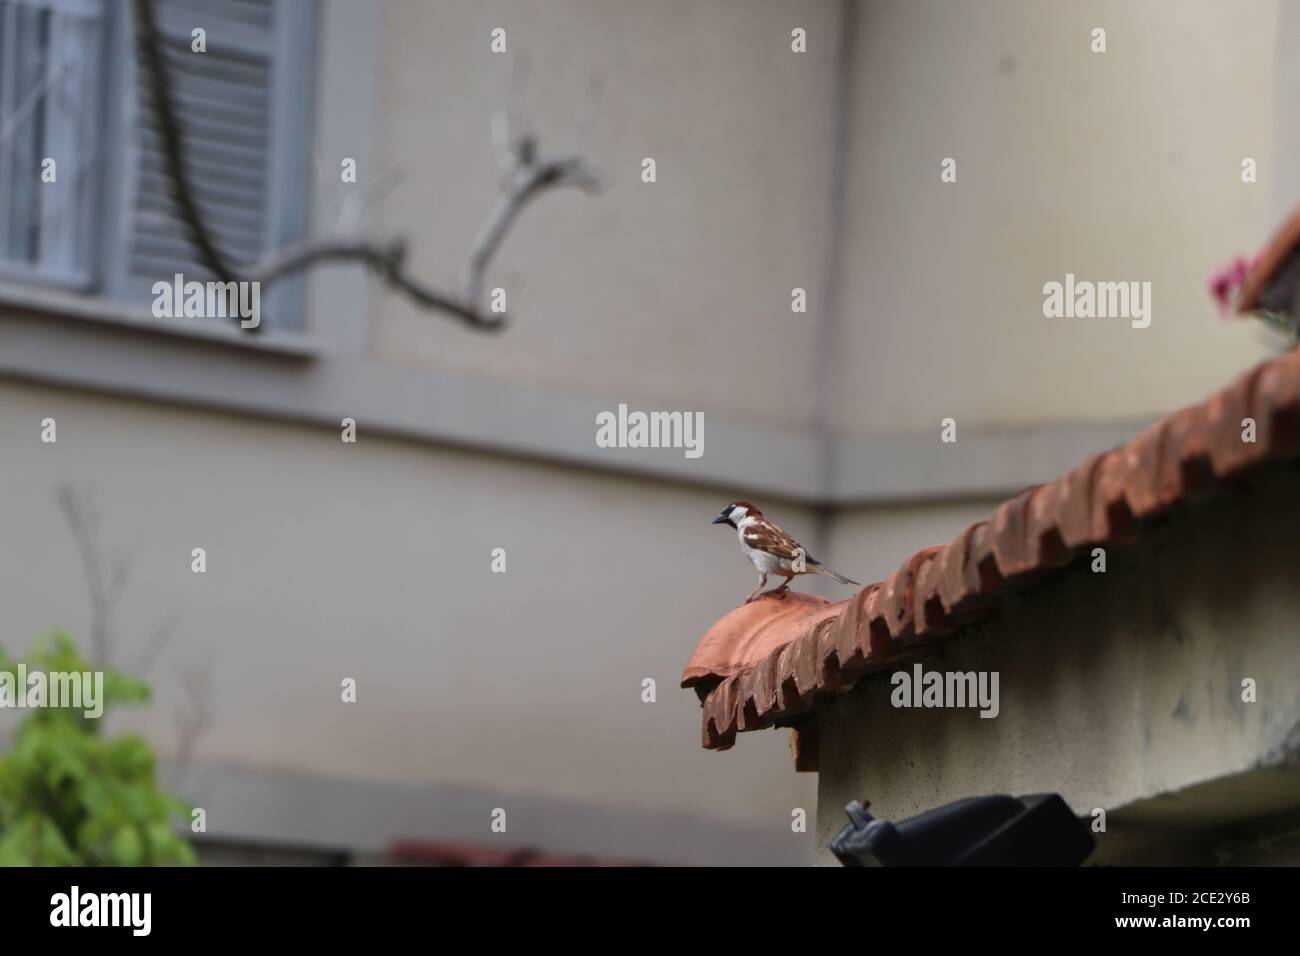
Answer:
[{"xmin": 685, "ymin": 349, "xmax": 1300, "ymax": 751}]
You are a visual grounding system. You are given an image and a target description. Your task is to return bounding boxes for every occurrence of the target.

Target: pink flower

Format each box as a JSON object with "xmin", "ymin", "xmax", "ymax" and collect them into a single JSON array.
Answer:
[{"xmin": 1208, "ymin": 253, "xmax": 1261, "ymax": 317}]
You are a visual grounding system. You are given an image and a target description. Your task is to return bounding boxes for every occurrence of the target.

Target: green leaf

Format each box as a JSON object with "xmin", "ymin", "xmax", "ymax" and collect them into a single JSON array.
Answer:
[
  {"xmin": 0, "ymin": 633, "xmax": 195, "ymax": 867},
  {"xmin": 111, "ymin": 826, "xmax": 144, "ymax": 867},
  {"xmin": 37, "ymin": 818, "xmax": 78, "ymax": 866}
]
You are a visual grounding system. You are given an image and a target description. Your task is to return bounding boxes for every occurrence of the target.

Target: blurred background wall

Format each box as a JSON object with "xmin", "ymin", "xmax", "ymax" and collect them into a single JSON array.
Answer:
[{"xmin": 0, "ymin": 0, "xmax": 1290, "ymax": 865}]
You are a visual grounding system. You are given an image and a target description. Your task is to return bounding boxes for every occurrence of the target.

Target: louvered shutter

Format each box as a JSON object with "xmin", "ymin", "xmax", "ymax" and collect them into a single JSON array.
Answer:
[{"xmin": 107, "ymin": 0, "xmax": 313, "ymax": 328}]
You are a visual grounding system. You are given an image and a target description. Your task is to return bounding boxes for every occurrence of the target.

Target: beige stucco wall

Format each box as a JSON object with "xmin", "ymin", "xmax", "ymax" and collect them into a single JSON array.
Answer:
[
  {"xmin": 814, "ymin": 466, "xmax": 1300, "ymax": 865},
  {"xmin": 372, "ymin": 0, "xmax": 1285, "ymax": 440},
  {"xmin": 0, "ymin": 380, "xmax": 815, "ymax": 862},
  {"xmin": 3, "ymin": 0, "xmax": 1297, "ymax": 867},
  {"xmin": 823, "ymin": 498, "xmax": 1005, "ymax": 593},
  {"xmin": 372, "ymin": 0, "xmax": 841, "ymax": 432},
  {"xmin": 830, "ymin": 0, "xmax": 1281, "ymax": 434}
]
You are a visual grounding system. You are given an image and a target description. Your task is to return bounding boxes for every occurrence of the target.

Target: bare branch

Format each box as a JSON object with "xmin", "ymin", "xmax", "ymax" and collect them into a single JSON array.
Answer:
[
  {"xmin": 341, "ymin": 167, "xmax": 408, "ymax": 233},
  {"xmin": 54, "ymin": 484, "xmax": 212, "ymax": 793},
  {"xmin": 462, "ymin": 153, "xmax": 600, "ymax": 309},
  {"xmin": 497, "ymin": 52, "xmax": 533, "ymax": 173},
  {"xmin": 307, "ymin": 147, "xmax": 407, "ymax": 235},
  {"xmin": 56, "ymin": 484, "xmax": 121, "ymax": 669},
  {"xmin": 170, "ymin": 657, "xmax": 214, "ymax": 791},
  {"xmin": 132, "ymin": 0, "xmax": 600, "ymax": 333},
  {"xmin": 131, "ymin": 611, "xmax": 179, "ymax": 679}
]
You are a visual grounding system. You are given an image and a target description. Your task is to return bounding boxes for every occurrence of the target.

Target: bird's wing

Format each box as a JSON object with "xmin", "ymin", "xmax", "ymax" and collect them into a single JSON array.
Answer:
[{"xmin": 743, "ymin": 521, "xmax": 807, "ymax": 562}]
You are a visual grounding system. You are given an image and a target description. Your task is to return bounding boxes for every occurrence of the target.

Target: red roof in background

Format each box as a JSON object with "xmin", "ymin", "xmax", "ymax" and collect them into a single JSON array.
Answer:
[
  {"xmin": 387, "ymin": 840, "xmax": 647, "ymax": 867},
  {"xmin": 683, "ymin": 349, "xmax": 1300, "ymax": 751},
  {"xmin": 1238, "ymin": 207, "xmax": 1300, "ymax": 313}
]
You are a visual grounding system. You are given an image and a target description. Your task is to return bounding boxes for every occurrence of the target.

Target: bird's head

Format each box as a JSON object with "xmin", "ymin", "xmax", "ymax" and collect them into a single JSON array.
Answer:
[{"xmin": 712, "ymin": 501, "xmax": 760, "ymax": 529}]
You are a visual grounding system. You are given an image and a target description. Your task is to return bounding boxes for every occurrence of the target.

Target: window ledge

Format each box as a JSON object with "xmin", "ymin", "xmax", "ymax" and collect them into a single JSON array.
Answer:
[{"xmin": 0, "ymin": 281, "xmax": 323, "ymax": 360}]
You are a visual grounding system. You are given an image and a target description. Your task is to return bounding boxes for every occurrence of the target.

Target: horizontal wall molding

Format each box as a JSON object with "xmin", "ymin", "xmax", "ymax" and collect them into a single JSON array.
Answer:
[
  {"xmin": 831, "ymin": 417, "xmax": 1155, "ymax": 504},
  {"xmin": 0, "ymin": 283, "xmax": 321, "ymax": 358},
  {"xmin": 0, "ymin": 301, "xmax": 1153, "ymax": 506}
]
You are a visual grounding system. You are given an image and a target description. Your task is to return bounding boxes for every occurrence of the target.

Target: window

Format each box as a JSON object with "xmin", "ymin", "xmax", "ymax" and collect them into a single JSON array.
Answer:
[
  {"xmin": 0, "ymin": 0, "xmax": 314, "ymax": 328},
  {"xmin": 0, "ymin": 0, "xmax": 102, "ymax": 287}
]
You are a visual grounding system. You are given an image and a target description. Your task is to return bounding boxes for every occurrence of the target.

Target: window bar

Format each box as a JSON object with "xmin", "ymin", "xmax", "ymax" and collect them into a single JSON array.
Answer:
[
  {"xmin": 0, "ymin": 0, "xmax": 18, "ymax": 261},
  {"xmin": 38, "ymin": 3, "xmax": 60, "ymax": 269},
  {"xmin": 38, "ymin": 4, "xmax": 74, "ymax": 272}
]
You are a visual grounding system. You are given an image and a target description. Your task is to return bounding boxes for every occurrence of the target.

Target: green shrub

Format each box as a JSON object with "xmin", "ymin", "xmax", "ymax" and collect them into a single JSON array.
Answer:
[{"xmin": 0, "ymin": 633, "xmax": 195, "ymax": 866}]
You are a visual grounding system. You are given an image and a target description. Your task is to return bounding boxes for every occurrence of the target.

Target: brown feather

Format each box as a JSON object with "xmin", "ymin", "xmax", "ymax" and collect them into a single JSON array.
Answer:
[{"xmin": 743, "ymin": 520, "xmax": 806, "ymax": 561}]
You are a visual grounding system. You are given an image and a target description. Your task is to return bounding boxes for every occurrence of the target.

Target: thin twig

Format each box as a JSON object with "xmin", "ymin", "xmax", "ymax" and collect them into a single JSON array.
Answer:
[
  {"xmin": 56, "ymin": 485, "xmax": 123, "ymax": 669},
  {"xmin": 131, "ymin": 612, "xmax": 179, "ymax": 679},
  {"xmin": 170, "ymin": 658, "xmax": 214, "ymax": 791},
  {"xmin": 54, "ymin": 484, "xmax": 213, "ymax": 792},
  {"xmin": 132, "ymin": 0, "xmax": 600, "ymax": 332},
  {"xmin": 462, "ymin": 154, "xmax": 599, "ymax": 307}
]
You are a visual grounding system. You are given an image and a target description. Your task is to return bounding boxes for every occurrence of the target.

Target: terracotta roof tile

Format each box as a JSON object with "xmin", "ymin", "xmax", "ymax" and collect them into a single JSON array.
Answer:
[
  {"xmin": 776, "ymin": 641, "xmax": 805, "ymax": 711},
  {"xmin": 912, "ymin": 554, "xmax": 950, "ymax": 638},
  {"xmin": 387, "ymin": 840, "xmax": 648, "ymax": 867},
  {"xmin": 1092, "ymin": 448, "xmax": 1140, "ymax": 543},
  {"xmin": 935, "ymin": 523, "xmax": 983, "ymax": 615},
  {"xmin": 1054, "ymin": 453, "xmax": 1105, "ymax": 548},
  {"xmin": 1258, "ymin": 357, "xmax": 1300, "ymax": 454},
  {"xmin": 1238, "ymin": 207, "xmax": 1300, "ymax": 313},
  {"xmin": 967, "ymin": 520, "xmax": 1005, "ymax": 596},
  {"xmin": 1159, "ymin": 406, "xmax": 1215, "ymax": 500},
  {"xmin": 878, "ymin": 566, "xmax": 913, "ymax": 640},
  {"xmin": 1121, "ymin": 423, "xmax": 1167, "ymax": 518},
  {"xmin": 680, "ymin": 590, "xmax": 842, "ymax": 692},
  {"xmin": 816, "ymin": 612, "xmax": 847, "ymax": 686},
  {"xmin": 1024, "ymin": 481, "xmax": 1070, "ymax": 567},
  {"xmin": 682, "ymin": 349, "xmax": 1300, "ymax": 750}
]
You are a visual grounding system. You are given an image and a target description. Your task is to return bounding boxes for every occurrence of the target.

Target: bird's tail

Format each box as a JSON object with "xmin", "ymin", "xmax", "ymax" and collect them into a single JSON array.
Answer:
[{"xmin": 812, "ymin": 564, "xmax": 860, "ymax": 587}]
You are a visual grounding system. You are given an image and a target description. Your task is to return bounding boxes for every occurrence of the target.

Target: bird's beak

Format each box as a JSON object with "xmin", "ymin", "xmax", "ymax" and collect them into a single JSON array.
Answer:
[{"xmin": 712, "ymin": 514, "xmax": 729, "ymax": 525}]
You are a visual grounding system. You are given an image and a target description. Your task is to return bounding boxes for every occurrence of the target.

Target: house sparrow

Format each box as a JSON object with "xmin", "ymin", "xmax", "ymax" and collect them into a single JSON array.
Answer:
[{"xmin": 712, "ymin": 501, "xmax": 860, "ymax": 603}]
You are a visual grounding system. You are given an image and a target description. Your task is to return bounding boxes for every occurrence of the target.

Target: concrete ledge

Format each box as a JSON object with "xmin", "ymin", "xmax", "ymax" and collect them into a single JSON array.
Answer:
[
  {"xmin": 0, "ymin": 284, "xmax": 322, "ymax": 359},
  {"xmin": 1094, "ymin": 766, "xmax": 1300, "ymax": 865},
  {"xmin": 814, "ymin": 464, "xmax": 1300, "ymax": 864},
  {"xmin": 0, "ymin": 298, "xmax": 1155, "ymax": 505}
]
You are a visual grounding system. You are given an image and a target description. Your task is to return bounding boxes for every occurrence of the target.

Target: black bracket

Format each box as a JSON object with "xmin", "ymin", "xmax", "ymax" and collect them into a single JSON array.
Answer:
[{"xmin": 829, "ymin": 793, "xmax": 1095, "ymax": 866}]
